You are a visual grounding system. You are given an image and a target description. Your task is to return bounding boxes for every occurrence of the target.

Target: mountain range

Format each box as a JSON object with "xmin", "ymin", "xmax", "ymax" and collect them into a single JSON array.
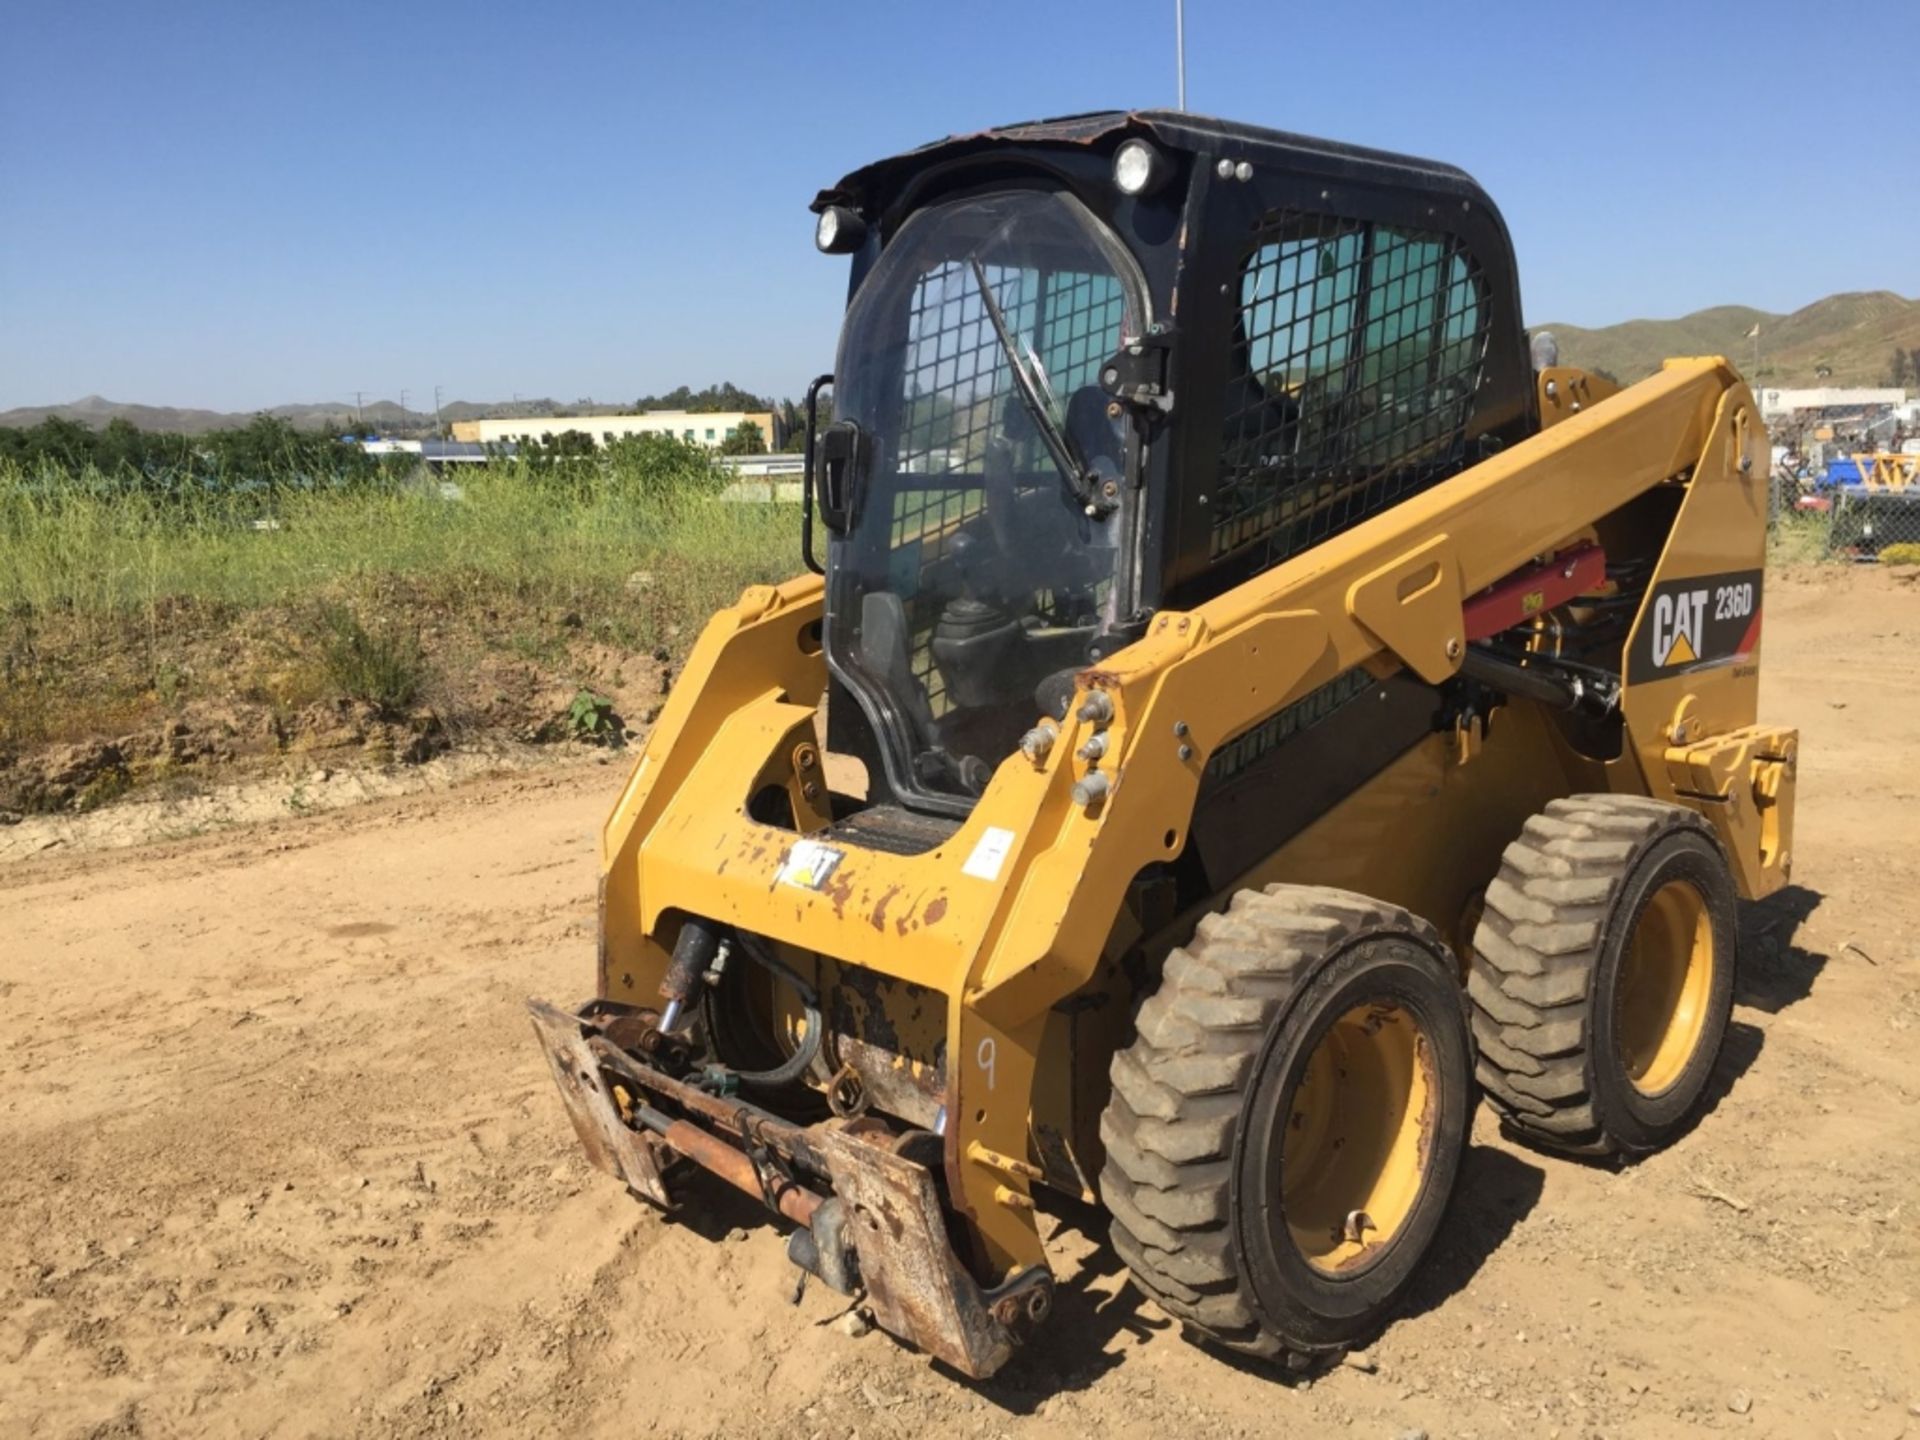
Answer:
[
  {"xmin": 5, "ymin": 291, "xmax": 1914, "ymax": 434},
  {"xmin": 0, "ymin": 393, "xmax": 572, "ymax": 435},
  {"xmin": 1540, "ymin": 290, "xmax": 1918, "ymax": 389}
]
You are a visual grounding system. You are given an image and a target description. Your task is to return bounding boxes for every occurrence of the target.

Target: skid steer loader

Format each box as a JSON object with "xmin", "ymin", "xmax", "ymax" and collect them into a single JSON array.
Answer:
[{"xmin": 529, "ymin": 111, "xmax": 1796, "ymax": 1377}]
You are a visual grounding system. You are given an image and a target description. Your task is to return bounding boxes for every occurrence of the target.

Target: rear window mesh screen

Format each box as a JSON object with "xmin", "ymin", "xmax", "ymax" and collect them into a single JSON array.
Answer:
[
  {"xmin": 1214, "ymin": 212, "xmax": 1490, "ymax": 568},
  {"xmin": 889, "ymin": 260, "xmax": 1123, "ymax": 713}
]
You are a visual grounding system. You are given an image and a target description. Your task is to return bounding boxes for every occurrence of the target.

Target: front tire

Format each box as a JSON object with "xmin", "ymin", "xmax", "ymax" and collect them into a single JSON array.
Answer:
[{"xmin": 1098, "ymin": 886, "xmax": 1475, "ymax": 1363}]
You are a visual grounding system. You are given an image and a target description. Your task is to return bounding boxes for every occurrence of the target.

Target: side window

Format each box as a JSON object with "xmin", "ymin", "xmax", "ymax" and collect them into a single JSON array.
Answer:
[{"xmin": 1216, "ymin": 211, "xmax": 1489, "ymax": 567}]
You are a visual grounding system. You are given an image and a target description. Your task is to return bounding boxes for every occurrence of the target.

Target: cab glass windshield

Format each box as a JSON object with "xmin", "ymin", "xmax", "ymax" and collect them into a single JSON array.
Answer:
[{"xmin": 825, "ymin": 190, "xmax": 1144, "ymax": 805}]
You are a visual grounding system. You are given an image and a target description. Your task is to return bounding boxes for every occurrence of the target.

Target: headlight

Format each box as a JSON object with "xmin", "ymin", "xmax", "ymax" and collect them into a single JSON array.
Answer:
[
  {"xmin": 1112, "ymin": 139, "xmax": 1171, "ymax": 198},
  {"xmin": 815, "ymin": 206, "xmax": 867, "ymax": 254}
]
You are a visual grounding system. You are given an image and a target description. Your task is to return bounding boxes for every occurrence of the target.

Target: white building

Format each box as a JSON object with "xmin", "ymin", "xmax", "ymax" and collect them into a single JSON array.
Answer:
[
  {"xmin": 1757, "ymin": 387, "xmax": 1905, "ymax": 420},
  {"xmin": 450, "ymin": 410, "xmax": 778, "ymax": 449}
]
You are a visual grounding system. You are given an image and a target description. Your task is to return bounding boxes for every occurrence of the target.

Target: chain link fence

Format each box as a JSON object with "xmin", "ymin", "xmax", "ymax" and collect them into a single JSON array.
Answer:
[{"xmin": 1769, "ymin": 454, "xmax": 1920, "ymax": 562}]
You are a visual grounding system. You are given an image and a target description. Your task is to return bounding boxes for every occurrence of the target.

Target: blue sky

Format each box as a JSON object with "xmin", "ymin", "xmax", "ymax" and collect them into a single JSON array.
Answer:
[{"xmin": 2, "ymin": 0, "xmax": 1914, "ymax": 413}]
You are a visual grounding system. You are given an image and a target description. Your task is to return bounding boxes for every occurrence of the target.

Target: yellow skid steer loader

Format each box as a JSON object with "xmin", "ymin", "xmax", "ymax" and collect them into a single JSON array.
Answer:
[{"xmin": 530, "ymin": 110, "xmax": 1795, "ymax": 1377}]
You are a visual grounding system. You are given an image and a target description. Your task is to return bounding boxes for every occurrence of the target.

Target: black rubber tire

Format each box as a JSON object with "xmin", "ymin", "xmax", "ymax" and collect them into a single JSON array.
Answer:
[
  {"xmin": 1468, "ymin": 794, "xmax": 1738, "ymax": 1157},
  {"xmin": 1098, "ymin": 885, "xmax": 1475, "ymax": 1363}
]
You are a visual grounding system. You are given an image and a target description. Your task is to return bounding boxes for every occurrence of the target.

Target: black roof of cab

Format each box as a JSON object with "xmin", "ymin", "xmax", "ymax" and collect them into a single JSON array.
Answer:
[
  {"xmin": 810, "ymin": 107, "xmax": 1537, "ymax": 616},
  {"xmin": 812, "ymin": 109, "xmax": 1497, "ymax": 223}
]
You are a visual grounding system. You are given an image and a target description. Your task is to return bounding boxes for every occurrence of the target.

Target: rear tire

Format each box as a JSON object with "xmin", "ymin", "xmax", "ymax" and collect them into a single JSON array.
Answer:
[
  {"xmin": 1098, "ymin": 885, "xmax": 1474, "ymax": 1363},
  {"xmin": 1468, "ymin": 794, "xmax": 1737, "ymax": 1156}
]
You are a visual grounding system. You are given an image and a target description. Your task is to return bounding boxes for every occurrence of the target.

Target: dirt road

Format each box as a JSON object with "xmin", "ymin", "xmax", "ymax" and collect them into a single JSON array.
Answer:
[{"xmin": 4, "ymin": 568, "xmax": 1917, "ymax": 1439}]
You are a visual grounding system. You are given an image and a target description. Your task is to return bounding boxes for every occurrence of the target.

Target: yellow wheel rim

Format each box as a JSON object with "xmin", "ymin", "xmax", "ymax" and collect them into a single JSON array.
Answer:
[
  {"xmin": 1281, "ymin": 1001, "xmax": 1436, "ymax": 1275},
  {"xmin": 1614, "ymin": 879, "xmax": 1715, "ymax": 1095}
]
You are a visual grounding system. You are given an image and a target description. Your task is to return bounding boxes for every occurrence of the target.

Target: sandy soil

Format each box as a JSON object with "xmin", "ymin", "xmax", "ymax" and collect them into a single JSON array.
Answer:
[{"xmin": 4, "ymin": 567, "xmax": 1917, "ymax": 1440}]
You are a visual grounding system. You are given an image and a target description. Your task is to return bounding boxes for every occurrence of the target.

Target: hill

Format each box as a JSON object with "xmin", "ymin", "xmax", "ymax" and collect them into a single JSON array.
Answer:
[
  {"xmin": 5, "ymin": 300, "xmax": 1915, "ymax": 433},
  {"xmin": 0, "ymin": 395, "xmax": 574, "ymax": 435},
  {"xmin": 1542, "ymin": 290, "xmax": 1920, "ymax": 388}
]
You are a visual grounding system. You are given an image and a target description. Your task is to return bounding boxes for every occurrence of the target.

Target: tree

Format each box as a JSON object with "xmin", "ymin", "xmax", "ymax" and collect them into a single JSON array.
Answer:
[
  {"xmin": 26, "ymin": 415, "xmax": 96, "ymax": 470},
  {"xmin": 1889, "ymin": 347, "xmax": 1913, "ymax": 389},
  {"xmin": 776, "ymin": 395, "xmax": 832, "ymax": 451},
  {"xmin": 718, "ymin": 420, "xmax": 767, "ymax": 455},
  {"xmin": 601, "ymin": 432, "xmax": 726, "ymax": 498},
  {"xmin": 630, "ymin": 381, "xmax": 774, "ymax": 414}
]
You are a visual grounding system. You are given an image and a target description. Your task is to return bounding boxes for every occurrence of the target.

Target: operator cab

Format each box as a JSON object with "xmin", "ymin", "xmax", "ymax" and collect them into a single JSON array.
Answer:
[{"xmin": 806, "ymin": 111, "xmax": 1534, "ymax": 820}]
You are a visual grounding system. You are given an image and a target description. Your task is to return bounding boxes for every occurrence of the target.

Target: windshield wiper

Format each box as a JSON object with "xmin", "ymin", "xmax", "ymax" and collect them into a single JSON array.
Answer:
[{"xmin": 968, "ymin": 259, "xmax": 1113, "ymax": 517}]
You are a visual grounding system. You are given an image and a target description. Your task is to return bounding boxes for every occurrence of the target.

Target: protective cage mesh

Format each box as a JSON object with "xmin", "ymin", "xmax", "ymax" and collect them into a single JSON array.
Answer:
[
  {"xmin": 1214, "ymin": 211, "xmax": 1491, "ymax": 570},
  {"xmin": 886, "ymin": 260, "xmax": 1124, "ymax": 712}
]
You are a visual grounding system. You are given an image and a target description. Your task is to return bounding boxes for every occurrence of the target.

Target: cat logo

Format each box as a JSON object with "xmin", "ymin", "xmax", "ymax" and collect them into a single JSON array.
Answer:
[
  {"xmin": 1650, "ymin": 588, "xmax": 1708, "ymax": 667},
  {"xmin": 1627, "ymin": 569, "xmax": 1763, "ymax": 684}
]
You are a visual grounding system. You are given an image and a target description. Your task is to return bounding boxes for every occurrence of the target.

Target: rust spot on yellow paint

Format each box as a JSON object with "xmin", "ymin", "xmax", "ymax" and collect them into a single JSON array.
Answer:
[
  {"xmin": 923, "ymin": 895, "xmax": 948, "ymax": 926},
  {"xmin": 871, "ymin": 884, "xmax": 902, "ymax": 934},
  {"xmin": 824, "ymin": 866, "xmax": 855, "ymax": 919}
]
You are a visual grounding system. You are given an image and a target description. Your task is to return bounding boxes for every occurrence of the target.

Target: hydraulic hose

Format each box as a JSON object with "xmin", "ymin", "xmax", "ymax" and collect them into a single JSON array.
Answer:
[
  {"xmin": 658, "ymin": 916, "xmax": 722, "ymax": 1034},
  {"xmin": 708, "ymin": 930, "xmax": 823, "ymax": 1092}
]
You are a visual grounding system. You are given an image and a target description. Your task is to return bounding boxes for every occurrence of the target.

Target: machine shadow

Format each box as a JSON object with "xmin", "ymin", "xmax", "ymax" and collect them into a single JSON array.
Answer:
[
  {"xmin": 662, "ymin": 987, "xmax": 1774, "ymax": 1396},
  {"xmin": 1396, "ymin": 1142, "xmax": 1543, "ymax": 1324},
  {"xmin": 1515, "ymin": 1014, "xmax": 1767, "ymax": 1170},
  {"xmin": 955, "ymin": 1194, "xmax": 1171, "ymax": 1409},
  {"xmin": 964, "ymin": 1143, "xmax": 1547, "ymax": 1407},
  {"xmin": 1656, "ymin": 1016, "xmax": 1765, "ymax": 1153},
  {"xmin": 1736, "ymin": 883, "xmax": 1827, "ymax": 1014}
]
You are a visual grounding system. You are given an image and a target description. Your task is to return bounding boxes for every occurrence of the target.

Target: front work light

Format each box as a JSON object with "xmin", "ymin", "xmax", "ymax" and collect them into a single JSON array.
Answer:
[
  {"xmin": 815, "ymin": 206, "xmax": 868, "ymax": 254},
  {"xmin": 1113, "ymin": 139, "xmax": 1172, "ymax": 198}
]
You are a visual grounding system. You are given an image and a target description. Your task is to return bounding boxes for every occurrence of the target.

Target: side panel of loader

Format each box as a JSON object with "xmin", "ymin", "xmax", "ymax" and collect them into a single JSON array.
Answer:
[{"xmin": 1616, "ymin": 373, "xmax": 1795, "ymax": 899}]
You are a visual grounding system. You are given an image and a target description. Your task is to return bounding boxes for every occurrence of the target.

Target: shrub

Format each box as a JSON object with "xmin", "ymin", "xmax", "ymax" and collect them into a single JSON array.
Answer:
[
  {"xmin": 1877, "ymin": 541, "xmax": 1920, "ymax": 566},
  {"xmin": 564, "ymin": 690, "xmax": 624, "ymax": 745},
  {"xmin": 313, "ymin": 606, "xmax": 426, "ymax": 715}
]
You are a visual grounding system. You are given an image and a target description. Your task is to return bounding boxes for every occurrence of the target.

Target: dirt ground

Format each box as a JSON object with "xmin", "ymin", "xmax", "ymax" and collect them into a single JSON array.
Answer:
[{"xmin": 4, "ymin": 566, "xmax": 1917, "ymax": 1440}]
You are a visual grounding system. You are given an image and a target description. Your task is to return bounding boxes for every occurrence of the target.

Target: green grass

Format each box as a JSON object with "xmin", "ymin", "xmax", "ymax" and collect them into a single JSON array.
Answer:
[
  {"xmin": 0, "ymin": 457, "xmax": 800, "ymax": 650},
  {"xmin": 0, "ymin": 454, "xmax": 801, "ymax": 765},
  {"xmin": 1767, "ymin": 510, "xmax": 1840, "ymax": 568}
]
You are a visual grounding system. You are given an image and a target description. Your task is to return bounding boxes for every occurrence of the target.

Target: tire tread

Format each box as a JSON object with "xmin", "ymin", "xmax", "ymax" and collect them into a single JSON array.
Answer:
[
  {"xmin": 1098, "ymin": 886, "xmax": 1446, "ymax": 1362},
  {"xmin": 1468, "ymin": 793, "xmax": 1721, "ymax": 1156}
]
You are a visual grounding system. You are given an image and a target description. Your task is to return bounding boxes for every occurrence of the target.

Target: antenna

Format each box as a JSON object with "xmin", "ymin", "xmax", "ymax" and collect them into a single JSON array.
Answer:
[{"xmin": 1175, "ymin": 0, "xmax": 1187, "ymax": 110}]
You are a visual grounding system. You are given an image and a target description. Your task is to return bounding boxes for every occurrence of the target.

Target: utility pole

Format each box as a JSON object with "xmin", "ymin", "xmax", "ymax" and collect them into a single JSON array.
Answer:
[
  {"xmin": 399, "ymin": 389, "xmax": 410, "ymax": 432},
  {"xmin": 353, "ymin": 390, "xmax": 365, "ymax": 429},
  {"xmin": 1175, "ymin": 0, "xmax": 1187, "ymax": 110},
  {"xmin": 433, "ymin": 384, "xmax": 444, "ymax": 436}
]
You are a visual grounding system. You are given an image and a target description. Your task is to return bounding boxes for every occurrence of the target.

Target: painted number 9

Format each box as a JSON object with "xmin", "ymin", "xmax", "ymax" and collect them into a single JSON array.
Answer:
[{"xmin": 976, "ymin": 1036, "xmax": 997, "ymax": 1091}]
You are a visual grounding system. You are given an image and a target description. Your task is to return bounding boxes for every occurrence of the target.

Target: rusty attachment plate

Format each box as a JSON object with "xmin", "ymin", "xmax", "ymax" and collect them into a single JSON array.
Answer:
[
  {"xmin": 527, "ymin": 997, "xmax": 672, "ymax": 1206},
  {"xmin": 817, "ymin": 1126, "xmax": 1051, "ymax": 1378},
  {"xmin": 530, "ymin": 995, "xmax": 1052, "ymax": 1378}
]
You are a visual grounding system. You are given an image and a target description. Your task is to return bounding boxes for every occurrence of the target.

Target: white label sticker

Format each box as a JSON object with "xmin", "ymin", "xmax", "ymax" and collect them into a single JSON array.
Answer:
[
  {"xmin": 961, "ymin": 826, "xmax": 1017, "ymax": 882},
  {"xmin": 775, "ymin": 839, "xmax": 844, "ymax": 892}
]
